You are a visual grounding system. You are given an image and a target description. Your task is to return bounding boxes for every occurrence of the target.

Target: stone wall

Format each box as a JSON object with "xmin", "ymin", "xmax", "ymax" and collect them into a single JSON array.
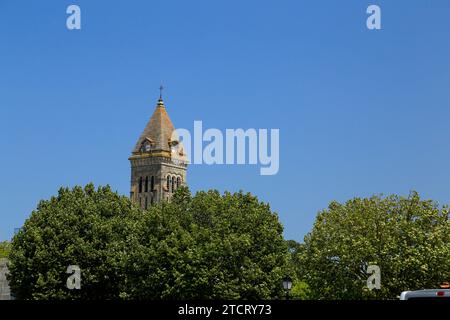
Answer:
[
  {"xmin": 130, "ymin": 155, "xmax": 188, "ymax": 206},
  {"xmin": 0, "ymin": 259, "xmax": 11, "ymax": 300}
]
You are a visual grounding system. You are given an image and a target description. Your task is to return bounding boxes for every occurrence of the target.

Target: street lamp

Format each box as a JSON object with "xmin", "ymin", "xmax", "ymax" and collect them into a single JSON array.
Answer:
[{"xmin": 282, "ymin": 276, "xmax": 292, "ymax": 300}]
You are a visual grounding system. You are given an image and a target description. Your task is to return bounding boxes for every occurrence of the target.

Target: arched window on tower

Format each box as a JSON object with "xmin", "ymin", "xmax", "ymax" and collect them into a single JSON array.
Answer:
[
  {"xmin": 151, "ymin": 176, "xmax": 155, "ymax": 191},
  {"xmin": 172, "ymin": 176, "xmax": 175, "ymax": 193},
  {"xmin": 167, "ymin": 176, "xmax": 170, "ymax": 191},
  {"xmin": 145, "ymin": 176, "xmax": 149, "ymax": 192},
  {"xmin": 177, "ymin": 177, "xmax": 181, "ymax": 189},
  {"xmin": 139, "ymin": 177, "xmax": 143, "ymax": 193}
]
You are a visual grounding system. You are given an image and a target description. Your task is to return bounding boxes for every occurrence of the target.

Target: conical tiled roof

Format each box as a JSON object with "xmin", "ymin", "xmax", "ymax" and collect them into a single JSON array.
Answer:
[{"xmin": 132, "ymin": 98, "xmax": 176, "ymax": 154}]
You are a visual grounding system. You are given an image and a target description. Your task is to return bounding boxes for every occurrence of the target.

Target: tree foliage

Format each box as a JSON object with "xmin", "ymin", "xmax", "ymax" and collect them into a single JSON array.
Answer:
[
  {"xmin": 285, "ymin": 239, "xmax": 311, "ymax": 299},
  {"xmin": 290, "ymin": 281, "xmax": 311, "ymax": 300},
  {"xmin": 124, "ymin": 187, "xmax": 289, "ymax": 299},
  {"xmin": 8, "ymin": 184, "xmax": 142, "ymax": 300},
  {"xmin": 0, "ymin": 241, "xmax": 11, "ymax": 259},
  {"xmin": 8, "ymin": 185, "xmax": 289, "ymax": 300},
  {"xmin": 300, "ymin": 191, "xmax": 449, "ymax": 299}
]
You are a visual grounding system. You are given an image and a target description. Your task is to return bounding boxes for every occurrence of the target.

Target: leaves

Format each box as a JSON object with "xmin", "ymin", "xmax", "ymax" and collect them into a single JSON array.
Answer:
[
  {"xmin": 0, "ymin": 241, "xmax": 11, "ymax": 259},
  {"xmin": 299, "ymin": 191, "xmax": 450, "ymax": 299},
  {"xmin": 7, "ymin": 185, "xmax": 289, "ymax": 300},
  {"xmin": 125, "ymin": 187, "xmax": 289, "ymax": 299},
  {"xmin": 7, "ymin": 184, "xmax": 142, "ymax": 300}
]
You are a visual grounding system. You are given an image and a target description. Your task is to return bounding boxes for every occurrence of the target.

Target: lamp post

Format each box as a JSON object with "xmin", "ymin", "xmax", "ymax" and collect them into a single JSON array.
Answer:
[{"xmin": 282, "ymin": 276, "xmax": 292, "ymax": 300}]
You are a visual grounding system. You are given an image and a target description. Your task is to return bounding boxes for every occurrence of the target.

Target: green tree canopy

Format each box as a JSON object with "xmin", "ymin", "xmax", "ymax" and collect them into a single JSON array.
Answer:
[
  {"xmin": 0, "ymin": 241, "xmax": 11, "ymax": 259},
  {"xmin": 8, "ymin": 184, "xmax": 142, "ymax": 300},
  {"xmin": 300, "ymin": 191, "xmax": 449, "ymax": 299},
  {"xmin": 285, "ymin": 239, "xmax": 311, "ymax": 299},
  {"xmin": 8, "ymin": 185, "xmax": 289, "ymax": 300},
  {"xmin": 124, "ymin": 187, "xmax": 289, "ymax": 299}
]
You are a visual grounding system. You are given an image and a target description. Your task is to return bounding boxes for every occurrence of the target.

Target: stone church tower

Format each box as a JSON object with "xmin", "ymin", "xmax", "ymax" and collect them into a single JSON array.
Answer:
[{"xmin": 129, "ymin": 92, "xmax": 188, "ymax": 208}]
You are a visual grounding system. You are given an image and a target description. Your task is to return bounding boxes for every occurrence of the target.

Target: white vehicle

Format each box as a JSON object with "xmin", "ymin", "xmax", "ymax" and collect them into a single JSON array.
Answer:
[{"xmin": 400, "ymin": 289, "xmax": 450, "ymax": 300}]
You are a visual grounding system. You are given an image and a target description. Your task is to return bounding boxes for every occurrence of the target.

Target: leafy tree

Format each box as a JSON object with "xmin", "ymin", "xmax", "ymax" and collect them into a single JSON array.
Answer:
[
  {"xmin": 8, "ymin": 185, "xmax": 289, "ymax": 300},
  {"xmin": 7, "ymin": 184, "xmax": 143, "ymax": 300},
  {"xmin": 300, "ymin": 191, "xmax": 449, "ymax": 299},
  {"xmin": 0, "ymin": 241, "xmax": 11, "ymax": 259},
  {"xmin": 124, "ymin": 187, "xmax": 289, "ymax": 299},
  {"xmin": 290, "ymin": 281, "xmax": 311, "ymax": 300},
  {"xmin": 286, "ymin": 240, "xmax": 305, "ymax": 279},
  {"xmin": 286, "ymin": 240, "xmax": 311, "ymax": 299}
]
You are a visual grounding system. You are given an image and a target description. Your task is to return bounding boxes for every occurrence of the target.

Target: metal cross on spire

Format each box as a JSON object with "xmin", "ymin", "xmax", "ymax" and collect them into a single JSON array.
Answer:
[{"xmin": 159, "ymin": 85, "xmax": 164, "ymax": 99}]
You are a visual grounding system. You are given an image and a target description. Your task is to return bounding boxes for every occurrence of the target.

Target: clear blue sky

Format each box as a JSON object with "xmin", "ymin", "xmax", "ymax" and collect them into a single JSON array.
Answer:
[{"xmin": 1, "ymin": 0, "xmax": 450, "ymax": 242}]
